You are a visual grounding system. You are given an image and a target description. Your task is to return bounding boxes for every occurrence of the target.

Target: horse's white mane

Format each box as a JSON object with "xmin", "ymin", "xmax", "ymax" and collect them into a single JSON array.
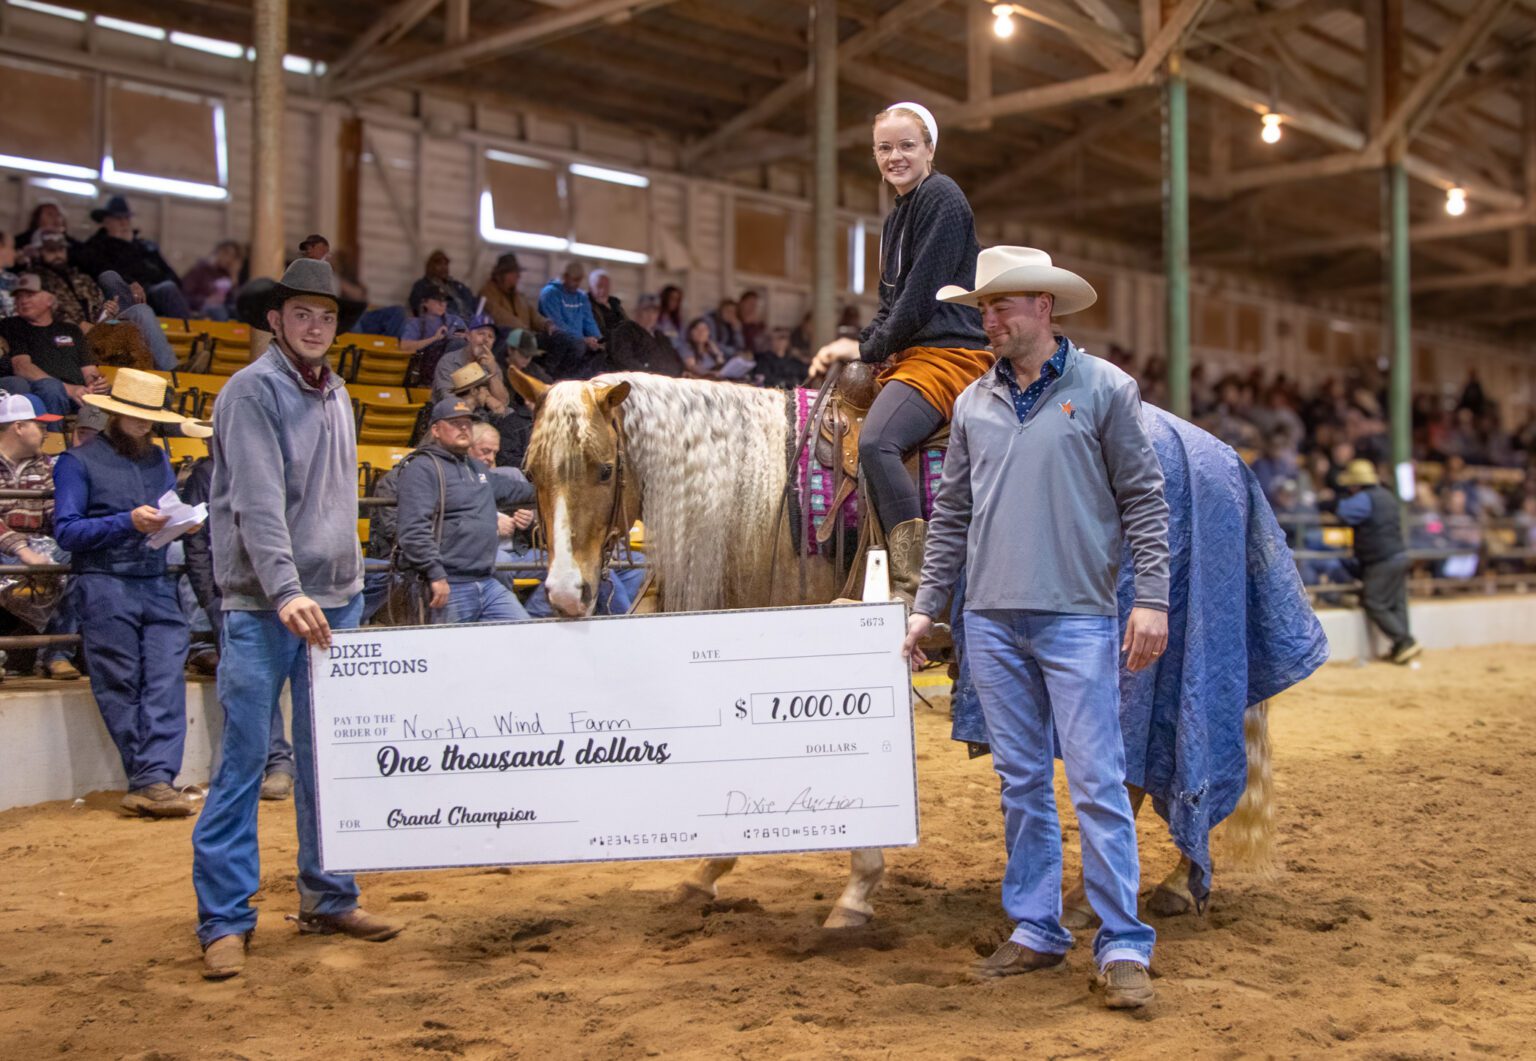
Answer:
[{"xmin": 597, "ymin": 373, "xmax": 788, "ymax": 612}]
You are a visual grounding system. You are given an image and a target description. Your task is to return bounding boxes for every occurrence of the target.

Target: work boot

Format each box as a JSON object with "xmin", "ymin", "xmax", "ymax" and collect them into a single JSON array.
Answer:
[
  {"xmin": 1093, "ymin": 960, "xmax": 1155, "ymax": 1009},
  {"xmin": 970, "ymin": 940, "xmax": 1066, "ymax": 979},
  {"xmin": 37, "ymin": 659, "xmax": 81, "ymax": 681},
  {"xmin": 1391, "ymin": 640, "xmax": 1423, "ymax": 664},
  {"xmin": 885, "ymin": 518, "xmax": 926, "ymax": 607},
  {"xmin": 121, "ymin": 782, "xmax": 198, "ymax": 818},
  {"xmin": 260, "ymin": 771, "xmax": 293, "ymax": 801},
  {"xmin": 201, "ymin": 932, "xmax": 250, "ymax": 981},
  {"xmin": 295, "ymin": 907, "xmax": 402, "ymax": 942}
]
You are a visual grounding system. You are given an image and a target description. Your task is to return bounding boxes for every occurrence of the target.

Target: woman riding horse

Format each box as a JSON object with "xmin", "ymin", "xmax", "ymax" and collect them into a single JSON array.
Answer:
[{"xmin": 810, "ymin": 102, "xmax": 992, "ymax": 603}]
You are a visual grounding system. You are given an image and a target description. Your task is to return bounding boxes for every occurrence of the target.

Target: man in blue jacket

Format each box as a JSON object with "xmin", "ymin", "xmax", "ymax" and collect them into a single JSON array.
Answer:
[
  {"xmin": 192, "ymin": 259, "xmax": 400, "ymax": 981},
  {"xmin": 903, "ymin": 247, "xmax": 1169, "ymax": 1010},
  {"xmin": 395, "ymin": 397, "xmax": 532, "ymax": 624},
  {"xmin": 53, "ymin": 368, "xmax": 204, "ymax": 818},
  {"xmin": 537, "ymin": 262, "xmax": 605, "ymax": 379}
]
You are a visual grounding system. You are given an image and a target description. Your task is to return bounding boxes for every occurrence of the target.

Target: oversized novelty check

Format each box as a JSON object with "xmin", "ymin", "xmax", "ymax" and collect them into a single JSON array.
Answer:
[{"xmin": 309, "ymin": 601, "xmax": 917, "ymax": 873}]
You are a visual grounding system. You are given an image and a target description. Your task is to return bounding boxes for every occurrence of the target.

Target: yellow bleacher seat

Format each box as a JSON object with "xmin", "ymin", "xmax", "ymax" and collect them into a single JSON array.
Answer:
[
  {"xmin": 42, "ymin": 432, "xmax": 67, "ymax": 455},
  {"xmin": 158, "ymin": 317, "xmax": 204, "ymax": 360},
  {"xmin": 350, "ymin": 348, "xmax": 413, "ymax": 387},
  {"xmin": 348, "ymin": 384, "xmax": 418, "ymax": 406},
  {"xmin": 356, "ymin": 401, "xmax": 422, "ymax": 446},
  {"xmin": 356, "ymin": 444, "xmax": 414, "ymax": 472},
  {"xmin": 1321, "ymin": 527, "xmax": 1354, "ymax": 549},
  {"xmin": 337, "ymin": 333, "xmax": 404, "ymax": 354},
  {"xmin": 165, "ymin": 437, "xmax": 208, "ymax": 463}
]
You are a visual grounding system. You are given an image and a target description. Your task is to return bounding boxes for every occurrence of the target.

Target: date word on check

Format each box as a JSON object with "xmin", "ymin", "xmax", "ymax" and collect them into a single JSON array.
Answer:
[{"xmin": 308, "ymin": 601, "xmax": 918, "ymax": 872}]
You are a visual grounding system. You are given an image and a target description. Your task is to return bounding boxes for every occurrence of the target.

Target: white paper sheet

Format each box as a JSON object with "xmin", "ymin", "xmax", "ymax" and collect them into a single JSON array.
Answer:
[{"xmin": 146, "ymin": 488, "xmax": 207, "ymax": 549}]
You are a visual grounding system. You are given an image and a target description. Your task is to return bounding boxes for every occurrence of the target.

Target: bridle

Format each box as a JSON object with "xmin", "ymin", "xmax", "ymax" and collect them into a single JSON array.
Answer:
[{"xmin": 593, "ymin": 411, "xmax": 630, "ymax": 614}]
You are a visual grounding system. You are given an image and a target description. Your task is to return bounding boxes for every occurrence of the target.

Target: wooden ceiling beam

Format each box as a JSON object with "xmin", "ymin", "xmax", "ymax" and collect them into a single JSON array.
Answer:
[
  {"xmin": 970, "ymin": 97, "xmax": 1160, "ymax": 202},
  {"xmin": 1199, "ymin": 0, "xmax": 1349, "ymax": 42},
  {"xmin": 1202, "ymin": 207, "xmax": 1534, "ymax": 263},
  {"xmin": 993, "ymin": 0, "xmax": 1139, "ymax": 71},
  {"xmin": 324, "ymin": 0, "xmax": 443, "ymax": 84}
]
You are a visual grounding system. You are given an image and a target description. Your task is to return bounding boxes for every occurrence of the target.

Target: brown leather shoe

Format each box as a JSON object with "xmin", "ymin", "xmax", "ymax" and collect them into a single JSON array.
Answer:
[
  {"xmin": 201, "ymin": 932, "xmax": 249, "ymax": 981},
  {"xmin": 38, "ymin": 659, "xmax": 81, "ymax": 681},
  {"xmin": 259, "ymin": 771, "xmax": 293, "ymax": 801},
  {"xmin": 295, "ymin": 907, "xmax": 402, "ymax": 942},
  {"xmin": 1093, "ymin": 960, "xmax": 1155, "ymax": 1009},
  {"xmin": 121, "ymin": 783, "xmax": 198, "ymax": 818},
  {"xmin": 971, "ymin": 940, "xmax": 1066, "ymax": 979}
]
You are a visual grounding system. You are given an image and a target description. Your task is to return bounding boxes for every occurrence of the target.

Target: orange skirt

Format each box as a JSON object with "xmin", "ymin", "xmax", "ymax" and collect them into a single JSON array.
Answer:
[{"xmin": 877, "ymin": 346, "xmax": 996, "ymax": 420}]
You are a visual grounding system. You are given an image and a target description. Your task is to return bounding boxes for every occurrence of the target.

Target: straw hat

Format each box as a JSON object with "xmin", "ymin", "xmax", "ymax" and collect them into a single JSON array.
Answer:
[
  {"xmin": 449, "ymin": 361, "xmax": 492, "ymax": 394},
  {"xmin": 80, "ymin": 368, "xmax": 195, "ymax": 425},
  {"xmin": 937, "ymin": 246, "xmax": 1098, "ymax": 316},
  {"xmin": 1337, "ymin": 459, "xmax": 1380, "ymax": 488}
]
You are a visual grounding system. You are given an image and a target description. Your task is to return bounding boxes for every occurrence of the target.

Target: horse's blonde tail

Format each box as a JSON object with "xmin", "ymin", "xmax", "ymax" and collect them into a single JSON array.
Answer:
[{"xmin": 1216, "ymin": 700, "xmax": 1277, "ymax": 877}]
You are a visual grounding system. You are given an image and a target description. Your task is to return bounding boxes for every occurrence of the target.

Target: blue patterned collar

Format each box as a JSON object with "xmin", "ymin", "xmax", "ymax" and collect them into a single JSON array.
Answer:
[{"xmin": 994, "ymin": 336, "xmax": 1070, "ymax": 423}]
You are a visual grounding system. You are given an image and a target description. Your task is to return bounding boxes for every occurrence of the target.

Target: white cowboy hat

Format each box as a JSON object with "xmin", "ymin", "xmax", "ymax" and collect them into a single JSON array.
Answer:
[{"xmin": 937, "ymin": 246, "xmax": 1098, "ymax": 316}]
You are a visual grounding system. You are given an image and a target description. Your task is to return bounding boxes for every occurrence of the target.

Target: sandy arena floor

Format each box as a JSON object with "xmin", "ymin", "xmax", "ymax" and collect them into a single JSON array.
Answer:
[{"xmin": 2, "ymin": 645, "xmax": 1534, "ymax": 1059}]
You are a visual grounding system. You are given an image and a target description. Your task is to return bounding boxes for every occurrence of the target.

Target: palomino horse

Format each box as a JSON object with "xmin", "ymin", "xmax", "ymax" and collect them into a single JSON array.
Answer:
[{"xmin": 509, "ymin": 367, "xmax": 1301, "ymax": 929}]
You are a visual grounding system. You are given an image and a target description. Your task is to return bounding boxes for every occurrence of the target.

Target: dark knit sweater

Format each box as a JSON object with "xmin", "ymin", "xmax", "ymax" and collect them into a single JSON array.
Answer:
[{"xmin": 859, "ymin": 173, "xmax": 988, "ymax": 363}]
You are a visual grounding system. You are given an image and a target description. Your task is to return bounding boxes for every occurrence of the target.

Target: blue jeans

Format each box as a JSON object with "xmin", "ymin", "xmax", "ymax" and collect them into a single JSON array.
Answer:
[
  {"xmin": 119, "ymin": 303, "xmax": 178, "ymax": 370},
  {"xmin": 76, "ymin": 573, "xmax": 189, "ymax": 789},
  {"xmin": 507, "ymin": 547, "xmax": 644, "ymax": 617},
  {"xmin": 192, "ymin": 595, "xmax": 363, "ymax": 946},
  {"xmin": 964, "ymin": 609, "xmax": 1155, "ymax": 970},
  {"xmin": 0, "ymin": 375, "xmax": 71, "ymax": 418},
  {"xmin": 432, "ymin": 576, "xmax": 528, "ymax": 624}
]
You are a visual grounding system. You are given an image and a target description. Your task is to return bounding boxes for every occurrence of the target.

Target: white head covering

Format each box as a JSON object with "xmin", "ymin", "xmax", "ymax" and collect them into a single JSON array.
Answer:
[{"xmin": 885, "ymin": 101, "xmax": 938, "ymax": 150}]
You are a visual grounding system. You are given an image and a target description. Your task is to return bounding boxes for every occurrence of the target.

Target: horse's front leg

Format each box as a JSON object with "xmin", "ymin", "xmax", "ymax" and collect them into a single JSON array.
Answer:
[
  {"xmin": 1062, "ymin": 785, "xmax": 1148, "ymax": 929},
  {"xmin": 1146, "ymin": 855, "xmax": 1196, "ymax": 916},
  {"xmin": 669, "ymin": 857, "xmax": 738, "ymax": 904},
  {"xmin": 822, "ymin": 848, "xmax": 885, "ymax": 928}
]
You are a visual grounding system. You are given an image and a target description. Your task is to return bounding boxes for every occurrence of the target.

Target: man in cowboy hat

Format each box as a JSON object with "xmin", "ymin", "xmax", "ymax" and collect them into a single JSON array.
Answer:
[
  {"xmin": 52, "ymin": 368, "xmax": 205, "ymax": 817},
  {"xmin": 395, "ymin": 397, "xmax": 532, "ymax": 625},
  {"xmin": 192, "ymin": 257, "xmax": 400, "ymax": 982},
  {"xmin": 72, "ymin": 195, "xmax": 190, "ymax": 318},
  {"xmin": 901, "ymin": 246, "xmax": 1169, "ymax": 1009},
  {"xmin": 1335, "ymin": 458, "xmax": 1420, "ymax": 663}
]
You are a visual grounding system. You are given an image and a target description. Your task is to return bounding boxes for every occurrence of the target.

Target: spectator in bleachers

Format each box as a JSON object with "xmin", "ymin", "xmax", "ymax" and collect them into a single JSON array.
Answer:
[
  {"xmin": 678, "ymin": 316, "xmax": 727, "ymax": 378},
  {"xmin": 401, "ymin": 284, "xmax": 467, "ymax": 386},
  {"xmin": 432, "ymin": 313, "xmax": 507, "ymax": 405},
  {"xmin": 180, "ymin": 240, "xmax": 243, "ymax": 319},
  {"xmin": 72, "ymin": 403, "xmax": 106, "ymax": 448},
  {"xmin": 53, "ymin": 369, "xmax": 203, "ymax": 817},
  {"xmin": 619, "ymin": 294, "xmax": 683, "ymax": 376},
  {"xmin": 25, "ymin": 230, "xmax": 111, "ymax": 326},
  {"xmin": 0, "ymin": 275, "xmax": 110, "ymax": 417},
  {"xmin": 449, "ymin": 358, "xmax": 533, "ymax": 482},
  {"xmin": 0, "ymin": 393, "xmax": 79, "ymax": 679},
  {"xmin": 16, "ymin": 200, "xmax": 75, "ymax": 254},
  {"xmin": 298, "ymin": 234, "xmax": 328, "ymax": 261},
  {"xmin": 738, "ymin": 289, "xmax": 767, "ymax": 354},
  {"xmin": 704, "ymin": 298, "xmax": 744, "ymax": 356},
  {"xmin": 395, "ymin": 397, "xmax": 531, "ymax": 625},
  {"xmin": 656, "ymin": 284, "xmax": 685, "ymax": 345},
  {"xmin": 1251, "ymin": 428, "xmax": 1301, "ymax": 506},
  {"xmin": 756, "ymin": 326, "xmax": 808, "ymax": 389},
  {"xmin": 465, "ymin": 421, "xmax": 537, "ymax": 591},
  {"xmin": 298, "ymin": 235, "xmax": 367, "ymax": 304},
  {"xmin": 587, "ymin": 268, "xmax": 627, "ymax": 341},
  {"xmin": 480, "ymin": 252, "xmax": 549, "ymax": 335},
  {"xmin": 179, "ymin": 441, "xmax": 295, "ymax": 801},
  {"xmin": 195, "ymin": 258, "xmax": 400, "ymax": 979},
  {"xmin": 0, "ymin": 231, "xmax": 18, "ymax": 318},
  {"xmin": 72, "ymin": 196, "xmax": 192, "ymax": 319},
  {"xmin": 1335, "ymin": 459, "xmax": 1420, "ymax": 664},
  {"xmin": 538, "ymin": 261, "xmax": 602, "ymax": 354},
  {"xmin": 409, "ymin": 249, "xmax": 476, "ymax": 321}
]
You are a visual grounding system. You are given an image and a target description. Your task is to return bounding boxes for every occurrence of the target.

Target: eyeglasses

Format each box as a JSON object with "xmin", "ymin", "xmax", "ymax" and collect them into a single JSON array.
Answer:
[{"xmin": 873, "ymin": 140, "xmax": 924, "ymax": 160}]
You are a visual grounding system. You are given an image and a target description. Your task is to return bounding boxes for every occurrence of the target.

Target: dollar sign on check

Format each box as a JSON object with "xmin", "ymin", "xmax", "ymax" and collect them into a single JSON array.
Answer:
[{"xmin": 734, "ymin": 698, "xmax": 747, "ymax": 719}]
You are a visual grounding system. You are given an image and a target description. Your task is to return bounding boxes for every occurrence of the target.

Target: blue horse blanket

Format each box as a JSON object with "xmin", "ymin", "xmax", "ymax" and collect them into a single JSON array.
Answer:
[{"xmin": 947, "ymin": 406, "xmax": 1329, "ymax": 902}]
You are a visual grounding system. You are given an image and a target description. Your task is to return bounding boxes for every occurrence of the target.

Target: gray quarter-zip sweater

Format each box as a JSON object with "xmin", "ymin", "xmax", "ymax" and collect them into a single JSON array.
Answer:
[
  {"xmin": 913, "ymin": 340, "xmax": 1169, "ymax": 618},
  {"xmin": 211, "ymin": 345, "xmax": 363, "ymax": 612}
]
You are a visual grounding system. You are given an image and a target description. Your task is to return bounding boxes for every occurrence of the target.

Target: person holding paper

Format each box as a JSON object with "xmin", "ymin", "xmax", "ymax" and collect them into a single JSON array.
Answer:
[
  {"xmin": 193, "ymin": 258, "xmax": 400, "ymax": 983},
  {"xmin": 52, "ymin": 367, "xmax": 206, "ymax": 820}
]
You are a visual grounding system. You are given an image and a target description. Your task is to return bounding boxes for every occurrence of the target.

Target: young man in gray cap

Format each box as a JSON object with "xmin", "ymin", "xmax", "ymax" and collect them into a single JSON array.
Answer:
[
  {"xmin": 192, "ymin": 258, "xmax": 400, "ymax": 981},
  {"xmin": 395, "ymin": 396, "xmax": 532, "ymax": 624}
]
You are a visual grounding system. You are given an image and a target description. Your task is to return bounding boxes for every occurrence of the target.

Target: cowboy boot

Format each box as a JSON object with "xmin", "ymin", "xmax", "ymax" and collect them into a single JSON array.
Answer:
[{"xmin": 885, "ymin": 518, "xmax": 926, "ymax": 607}]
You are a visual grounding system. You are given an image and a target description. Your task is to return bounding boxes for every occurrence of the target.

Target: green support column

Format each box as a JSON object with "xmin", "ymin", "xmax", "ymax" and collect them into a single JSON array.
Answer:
[
  {"xmin": 1164, "ymin": 62, "xmax": 1191, "ymax": 419},
  {"xmin": 1387, "ymin": 161, "xmax": 1412, "ymax": 481}
]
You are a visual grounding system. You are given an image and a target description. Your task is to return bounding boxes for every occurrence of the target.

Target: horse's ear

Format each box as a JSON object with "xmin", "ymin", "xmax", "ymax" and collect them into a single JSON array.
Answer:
[
  {"xmin": 597, "ymin": 380, "xmax": 631, "ymax": 412},
  {"xmin": 506, "ymin": 363, "xmax": 550, "ymax": 407}
]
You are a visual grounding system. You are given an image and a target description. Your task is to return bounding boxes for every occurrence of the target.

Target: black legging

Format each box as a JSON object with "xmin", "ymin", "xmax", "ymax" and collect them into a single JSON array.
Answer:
[{"xmin": 858, "ymin": 380, "xmax": 945, "ymax": 533}]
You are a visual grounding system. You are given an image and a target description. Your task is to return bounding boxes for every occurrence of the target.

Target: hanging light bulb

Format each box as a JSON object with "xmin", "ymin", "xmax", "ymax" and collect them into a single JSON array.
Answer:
[
  {"xmin": 1445, "ymin": 186, "xmax": 1467, "ymax": 216},
  {"xmin": 993, "ymin": 4, "xmax": 1015, "ymax": 39},
  {"xmin": 1260, "ymin": 112, "xmax": 1283, "ymax": 145}
]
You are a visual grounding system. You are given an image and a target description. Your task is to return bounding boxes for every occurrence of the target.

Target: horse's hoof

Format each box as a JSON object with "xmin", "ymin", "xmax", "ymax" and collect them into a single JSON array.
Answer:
[
  {"xmin": 1061, "ymin": 905, "xmax": 1099, "ymax": 930},
  {"xmin": 822, "ymin": 905, "xmax": 872, "ymax": 929},
  {"xmin": 666, "ymin": 882, "xmax": 715, "ymax": 907},
  {"xmin": 1147, "ymin": 884, "xmax": 1195, "ymax": 918}
]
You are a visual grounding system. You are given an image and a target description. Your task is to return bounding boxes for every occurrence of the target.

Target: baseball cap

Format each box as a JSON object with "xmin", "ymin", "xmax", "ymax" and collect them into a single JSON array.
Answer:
[
  {"xmin": 0, "ymin": 393, "xmax": 62, "ymax": 424},
  {"xmin": 13, "ymin": 274, "xmax": 44, "ymax": 294},
  {"xmin": 74, "ymin": 404, "xmax": 109, "ymax": 432},
  {"xmin": 429, "ymin": 397, "xmax": 476, "ymax": 425}
]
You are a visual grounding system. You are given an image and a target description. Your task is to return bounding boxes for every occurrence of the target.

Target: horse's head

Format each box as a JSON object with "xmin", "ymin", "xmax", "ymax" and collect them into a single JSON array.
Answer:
[{"xmin": 513, "ymin": 366, "xmax": 632, "ymax": 617}]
